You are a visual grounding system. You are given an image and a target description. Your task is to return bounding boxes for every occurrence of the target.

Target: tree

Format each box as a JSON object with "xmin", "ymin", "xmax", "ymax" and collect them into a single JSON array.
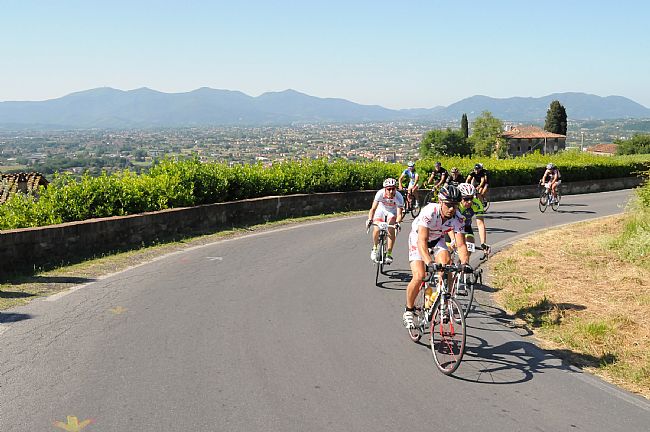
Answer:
[
  {"xmin": 615, "ymin": 134, "xmax": 650, "ymax": 155},
  {"xmin": 469, "ymin": 111, "xmax": 504, "ymax": 157},
  {"xmin": 420, "ymin": 128, "xmax": 471, "ymax": 157},
  {"xmin": 544, "ymin": 100, "xmax": 568, "ymax": 135},
  {"xmin": 461, "ymin": 113, "xmax": 469, "ymax": 139}
]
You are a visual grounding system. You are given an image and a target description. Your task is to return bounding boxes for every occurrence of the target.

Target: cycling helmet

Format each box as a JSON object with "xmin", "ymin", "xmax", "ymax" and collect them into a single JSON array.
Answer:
[
  {"xmin": 546, "ymin": 163, "xmax": 555, "ymax": 169},
  {"xmin": 457, "ymin": 183, "xmax": 476, "ymax": 198},
  {"xmin": 438, "ymin": 184, "xmax": 462, "ymax": 203},
  {"xmin": 451, "ymin": 167, "xmax": 459, "ymax": 174},
  {"xmin": 474, "ymin": 163, "xmax": 483, "ymax": 170},
  {"xmin": 434, "ymin": 161, "xmax": 442, "ymax": 167},
  {"xmin": 407, "ymin": 161, "xmax": 415, "ymax": 167},
  {"xmin": 383, "ymin": 178, "xmax": 397, "ymax": 188}
]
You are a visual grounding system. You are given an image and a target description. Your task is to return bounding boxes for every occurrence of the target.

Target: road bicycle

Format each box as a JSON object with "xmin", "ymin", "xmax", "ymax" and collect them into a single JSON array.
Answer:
[
  {"xmin": 407, "ymin": 263, "xmax": 467, "ymax": 375},
  {"xmin": 449, "ymin": 239, "xmax": 488, "ymax": 318},
  {"xmin": 367, "ymin": 220, "xmax": 399, "ymax": 285},
  {"xmin": 399, "ymin": 189, "xmax": 420, "ymax": 218},
  {"xmin": 421, "ymin": 185, "xmax": 440, "ymax": 207},
  {"xmin": 539, "ymin": 182, "xmax": 561, "ymax": 212}
]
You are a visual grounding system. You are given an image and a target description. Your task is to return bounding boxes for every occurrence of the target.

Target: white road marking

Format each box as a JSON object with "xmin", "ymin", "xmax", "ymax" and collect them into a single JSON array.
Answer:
[{"xmin": 206, "ymin": 256, "xmax": 223, "ymax": 261}]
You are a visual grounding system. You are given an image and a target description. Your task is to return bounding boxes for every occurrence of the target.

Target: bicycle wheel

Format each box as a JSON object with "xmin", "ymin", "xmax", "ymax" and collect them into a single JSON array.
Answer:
[
  {"xmin": 482, "ymin": 195, "xmax": 490, "ymax": 211},
  {"xmin": 430, "ymin": 297, "xmax": 466, "ymax": 375},
  {"xmin": 410, "ymin": 195, "xmax": 421, "ymax": 218},
  {"xmin": 454, "ymin": 272, "xmax": 475, "ymax": 318},
  {"xmin": 551, "ymin": 189, "xmax": 561, "ymax": 211},
  {"xmin": 408, "ymin": 284, "xmax": 426, "ymax": 342},
  {"xmin": 551, "ymin": 196, "xmax": 560, "ymax": 211},
  {"xmin": 538, "ymin": 191, "xmax": 548, "ymax": 213},
  {"xmin": 375, "ymin": 239, "xmax": 384, "ymax": 285},
  {"xmin": 423, "ymin": 190, "xmax": 434, "ymax": 205}
]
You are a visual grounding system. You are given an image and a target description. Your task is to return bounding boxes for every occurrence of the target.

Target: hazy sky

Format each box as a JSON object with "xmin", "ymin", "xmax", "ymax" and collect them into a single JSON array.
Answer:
[{"xmin": 2, "ymin": 1, "xmax": 649, "ymax": 109}]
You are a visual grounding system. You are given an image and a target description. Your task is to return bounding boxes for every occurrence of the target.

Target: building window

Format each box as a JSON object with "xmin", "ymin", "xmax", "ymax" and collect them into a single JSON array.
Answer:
[
  {"xmin": 528, "ymin": 146, "xmax": 531, "ymax": 150},
  {"xmin": 528, "ymin": 138, "xmax": 532, "ymax": 144},
  {"xmin": 554, "ymin": 138, "xmax": 558, "ymax": 143}
]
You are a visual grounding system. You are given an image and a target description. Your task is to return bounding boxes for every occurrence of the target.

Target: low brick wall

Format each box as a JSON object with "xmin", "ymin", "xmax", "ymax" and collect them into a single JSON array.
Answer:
[{"xmin": 0, "ymin": 177, "xmax": 644, "ymax": 274}]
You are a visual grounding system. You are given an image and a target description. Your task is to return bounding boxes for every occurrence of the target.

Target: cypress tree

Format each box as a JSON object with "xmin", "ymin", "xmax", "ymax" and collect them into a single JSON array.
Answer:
[
  {"xmin": 544, "ymin": 100, "xmax": 568, "ymax": 135},
  {"xmin": 461, "ymin": 113, "xmax": 469, "ymax": 138}
]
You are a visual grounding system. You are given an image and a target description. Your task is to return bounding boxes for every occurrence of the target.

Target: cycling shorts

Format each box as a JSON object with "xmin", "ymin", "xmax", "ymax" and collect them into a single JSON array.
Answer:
[
  {"xmin": 408, "ymin": 232, "xmax": 448, "ymax": 262},
  {"xmin": 373, "ymin": 207, "xmax": 398, "ymax": 223}
]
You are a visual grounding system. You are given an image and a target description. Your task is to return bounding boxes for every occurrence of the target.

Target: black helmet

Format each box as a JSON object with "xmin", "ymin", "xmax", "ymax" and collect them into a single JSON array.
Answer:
[
  {"xmin": 434, "ymin": 161, "xmax": 442, "ymax": 167},
  {"xmin": 474, "ymin": 163, "xmax": 483, "ymax": 170},
  {"xmin": 438, "ymin": 184, "xmax": 462, "ymax": 203}
]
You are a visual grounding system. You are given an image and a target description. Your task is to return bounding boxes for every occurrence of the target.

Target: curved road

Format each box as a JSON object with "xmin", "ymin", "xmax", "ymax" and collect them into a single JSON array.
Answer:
[{"xmin": 1, "ymin": 189, "xmax": 648, "ymax": 431}]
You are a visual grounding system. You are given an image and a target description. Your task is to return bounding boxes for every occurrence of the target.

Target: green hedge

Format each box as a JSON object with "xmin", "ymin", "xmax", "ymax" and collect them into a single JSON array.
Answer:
[
  {"xmin": 1, "ymin": 152, "xmax": 649, "ymax": 230},
  {"xmin": 416, "ymin": 151, "xmax": 650, "ymax": 187}
]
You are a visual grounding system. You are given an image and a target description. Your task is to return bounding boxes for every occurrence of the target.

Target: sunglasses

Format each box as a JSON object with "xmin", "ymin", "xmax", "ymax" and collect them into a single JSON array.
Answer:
[
  {"xmin": 461, "ymin": 197, "xmax": 473, "ymax": 202},
  {"xmin": 442, "ymin": 201, "xmax": 459, "ymax": 208},
  {"xmin": 385, "ymin": 187, "xmax": 396, "ymax": 191}
]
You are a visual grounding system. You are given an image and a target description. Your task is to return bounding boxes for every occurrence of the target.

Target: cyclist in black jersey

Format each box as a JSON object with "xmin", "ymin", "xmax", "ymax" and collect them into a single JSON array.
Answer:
[
  {"xmin": 424, "ymin": 161, "xmax": 448, "ymax": 191},
  {"xmin": 466, "ymin": 163, "xmax": 490, "ymax": 202},
  {"xmin": 446, "ymin": 167, "xmax": 464, "ymax": 187}
]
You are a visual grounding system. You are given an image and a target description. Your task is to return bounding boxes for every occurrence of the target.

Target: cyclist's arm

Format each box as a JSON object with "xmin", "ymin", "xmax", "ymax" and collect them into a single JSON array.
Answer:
[
  {"xmin": 454, "ymin": 230, "xmax": 470, "ymax": 265},
  {"xmin": 540, "ymin": 169, "xmax": 550, "ymax": 184},
  {"xmin": 417, "ymin": 227, "xmax": 433, "ymax": 266},
  {"xmin": 413, "ymin": 173, "xmax": 420, "ymax": 185},
  {"xmin": 465, "ymin": 174, "xmax": 472, "ymax": 184},
  {"xmin": 368, "ymin": 200, "xmax": 379, "ymax": 221},
  {"xmin": 476, "ymin": 216, "xmax": 487, "ymax": 246}
]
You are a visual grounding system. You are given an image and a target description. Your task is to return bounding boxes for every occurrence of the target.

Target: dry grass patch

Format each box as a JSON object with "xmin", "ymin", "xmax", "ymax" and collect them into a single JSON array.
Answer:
[{"xmin": 489, "ymin": 215, "xmax": 650, "ymax": 398}]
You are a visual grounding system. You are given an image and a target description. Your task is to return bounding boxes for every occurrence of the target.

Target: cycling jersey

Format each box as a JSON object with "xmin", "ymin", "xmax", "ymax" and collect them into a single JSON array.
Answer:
[
  {"xmin": 446, "ymin": 173, "xmax": 464, "ymax": 186},
  {"xmin": 467, "ymin": 169, "xmax": 489, "ymax": 185},
  {"xmin": 430, "ymin": 168, "xmax": 448, "ymax": 183},
  {"xmin": 402, "ymin": 168, "xmax": 418, "ymax": 186},
  {"xmin": 459, "ymin": 197, "xmax": 485, "ymax": 231},
  {"xmin": 543, "ymin": 168, "xmax": 561, "ymax": 182},
  {"xmin": 373, "ymin": 188, "xmax": 405, "ymax": 221},
  {"xmin": 408, "ymin": 202, "xmax": 465, "ymax": 261}
]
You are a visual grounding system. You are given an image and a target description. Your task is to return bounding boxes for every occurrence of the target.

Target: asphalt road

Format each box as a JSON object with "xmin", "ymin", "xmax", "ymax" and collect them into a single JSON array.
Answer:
[{"xmin": 1, "ymin": 189, "xmax": 648, "ymax": 431}]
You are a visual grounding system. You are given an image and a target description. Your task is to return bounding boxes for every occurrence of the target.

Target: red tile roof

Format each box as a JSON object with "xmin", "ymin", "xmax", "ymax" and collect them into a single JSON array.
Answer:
[
  {"xmin": 502, "ymin": 125, "xmax": 566, "ymax": 139},
  {"xmin": 586, "ymin": 143, "xmax": 618, "ymax": 154}
]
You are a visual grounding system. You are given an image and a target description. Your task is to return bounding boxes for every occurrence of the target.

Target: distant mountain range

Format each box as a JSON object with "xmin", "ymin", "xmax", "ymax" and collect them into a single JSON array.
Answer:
[{"xmin": 1, "ymin": 87, "xmax": 649, "ymax": 129}]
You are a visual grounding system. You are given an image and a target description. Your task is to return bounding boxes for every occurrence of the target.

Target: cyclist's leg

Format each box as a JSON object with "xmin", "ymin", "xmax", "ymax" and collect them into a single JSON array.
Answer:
[
  {"xmin": 386, "ymin": 213, "xmax": 398, "ymax": 253},
  {"xmin": 406, "ymin": 231, "xmax": 426, "ymax": 309}
]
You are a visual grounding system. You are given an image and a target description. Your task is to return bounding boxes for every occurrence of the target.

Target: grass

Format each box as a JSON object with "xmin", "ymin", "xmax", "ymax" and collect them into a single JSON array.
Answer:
[
  {"xmin": 489, "ymin": 215, "xmax": 650, "ymax": 398},
  {"xmin": 0, "ymin": 210, "xmax": 363, "ymax": 310}
]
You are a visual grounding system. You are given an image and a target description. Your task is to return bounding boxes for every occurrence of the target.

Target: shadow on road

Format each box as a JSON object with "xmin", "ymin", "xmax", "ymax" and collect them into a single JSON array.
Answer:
[
  {"xmin": 376, "ymin": 268, "xmax": 410, "ymax": 290},
  {"xmin": 0, "ymin": 312, "xmax": 33, "ymax": 324},
  {"xmin": 485, "ymin": 227, "xmax": 518, "ymax": 234},
  {"xmin": 483, "ymin": 214, "xmax": 530, "ymax": 221},
  {"xmin": 555, "ymin": 209, "xmax": 597, "ymax": 214},
  {"xmin": 2, "ymin": 275, "xmax": 96, "ymax": 286}
]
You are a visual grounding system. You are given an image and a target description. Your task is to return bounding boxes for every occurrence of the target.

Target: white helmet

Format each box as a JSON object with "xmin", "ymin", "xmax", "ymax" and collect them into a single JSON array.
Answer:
[
  {"xmin": 383, "ymin": 178, "xmax": 397, "ymax": 188},
  {"xmin": 407, "ymin": 161, "xmax": 415, "ymax": 167},
  {"xmin": 458, "ymin": 183, "xmax": 476, "ymax": 198},
  {"xmin": 546, "ymin": 163, "xmax": 555, "ymax": 169}
]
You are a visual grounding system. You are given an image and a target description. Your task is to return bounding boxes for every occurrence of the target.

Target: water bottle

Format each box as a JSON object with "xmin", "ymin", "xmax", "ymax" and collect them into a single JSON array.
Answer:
[{"xmin": 424, "ymin": 286, "xmax": 433, "ymax": 309}]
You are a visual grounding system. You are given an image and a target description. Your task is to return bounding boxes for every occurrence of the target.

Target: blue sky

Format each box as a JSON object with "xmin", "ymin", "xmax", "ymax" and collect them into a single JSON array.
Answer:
[{"xmin": 2, "ymin": 1, "xmax": 649, "ymax": 109}]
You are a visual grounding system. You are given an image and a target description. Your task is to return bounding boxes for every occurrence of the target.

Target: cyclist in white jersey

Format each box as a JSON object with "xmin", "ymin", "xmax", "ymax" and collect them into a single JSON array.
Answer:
[
  {"xmin": 366, "ymin": 178, "xmax": 405, "ymax": 264},
  {"xmin": 403, "ymin": 184, "xmax": 473, "ymax": 328}
]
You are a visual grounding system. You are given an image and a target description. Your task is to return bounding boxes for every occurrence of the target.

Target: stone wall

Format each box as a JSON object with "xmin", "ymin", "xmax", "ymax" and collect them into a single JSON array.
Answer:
[{"xmin": 0, "ymin": 177, "xmax": 644, "ymax": 274}]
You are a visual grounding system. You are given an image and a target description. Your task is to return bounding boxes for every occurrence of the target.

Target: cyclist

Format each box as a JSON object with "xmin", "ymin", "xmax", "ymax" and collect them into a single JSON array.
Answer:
[
  {"xmin": 366, "ymin": 178, "xmax": 405, "ymax": 265},
  {"xmin": 424, "ymin": 161, "xmax": 448, "ymax": 191},
  {"xmin": 466, "ymin": 163, "xmax": 490, "ymax": 203},
  {"xmin": 403, "ymin": 184, "xmax": 472, "ymax": 329},
  {"xmin": 540, "ymin": 162, "xmax": 562, "ymax": 203},
  {"xmin": 398, "ymin": 161, "xmax": 420, "ymax": 209},
  {"xmin": 446, "ymin": 167, "xmax": 464, "ymax": 187},
  {"xmin": 456, "ymin": 183, "xmax": 490, "ymax": 256}
]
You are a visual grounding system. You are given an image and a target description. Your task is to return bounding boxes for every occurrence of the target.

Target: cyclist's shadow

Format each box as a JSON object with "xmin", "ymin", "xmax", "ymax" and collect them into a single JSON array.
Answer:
[{"xmin": 375, "ymin": 268, "xmax": 410, "ymax": 290}]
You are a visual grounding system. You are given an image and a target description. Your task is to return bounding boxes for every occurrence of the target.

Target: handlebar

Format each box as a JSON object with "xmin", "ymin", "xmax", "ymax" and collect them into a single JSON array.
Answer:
[{"xmin": 366, "ymin": 222, "xmax": 399, "ymax": 234}]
